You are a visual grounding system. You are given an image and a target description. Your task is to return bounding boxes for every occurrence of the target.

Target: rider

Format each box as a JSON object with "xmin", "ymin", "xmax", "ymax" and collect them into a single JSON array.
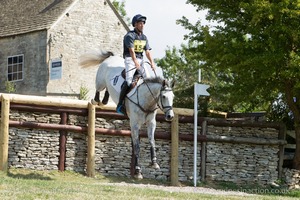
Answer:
[{"xmin": 116, "ymin": 14, "xmax": 156, "ymax": 115}]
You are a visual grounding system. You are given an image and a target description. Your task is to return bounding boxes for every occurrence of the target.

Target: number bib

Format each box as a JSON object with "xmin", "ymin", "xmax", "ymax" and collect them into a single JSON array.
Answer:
[{"xmin": 134, "ymin": 40, "xmax": 146, "ymax": 53}]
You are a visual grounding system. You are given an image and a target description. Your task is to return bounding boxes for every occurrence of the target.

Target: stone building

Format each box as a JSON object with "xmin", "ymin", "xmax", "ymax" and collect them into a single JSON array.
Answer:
[{"xmin": 0, "ymin": 0, "xmax": 129, "ymax": 100}]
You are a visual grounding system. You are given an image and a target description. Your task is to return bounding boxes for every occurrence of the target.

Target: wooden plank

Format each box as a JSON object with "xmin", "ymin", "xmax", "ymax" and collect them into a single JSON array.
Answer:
[
  {"xmin": 170, "ymin": 114, "xmax": 179, "ymax": 186},
  {"xmin": 206, "ymin": 135, "xmax": 286, "ymax": 145},
  {"xmin": 1, "ymin": 93, "xmax": 195, "ymax": 116},
  {"xmin": 0, "ymin": 94, "xmax": 10, "ymax": 172},
  {"xmin": 87, "ymin": 103, "xmax": 96, "ymax": 177},
  {"xmin": 285, "ymin": 144, "xmax": 296, "ymax": 149},
  {"xmin": 278, "ymin": 124, "xmax": 286, "ymax": 179},
  {"xmin": 1, "ymin": 93, "xmax": 88, "ymax": 108},
  {"xmin": 157, "ymin": 107, "xmax": 193, "ymax": 116},
  {"xmin": 286, "ymin": 131, "xmax": 296, "ymax": 139}
]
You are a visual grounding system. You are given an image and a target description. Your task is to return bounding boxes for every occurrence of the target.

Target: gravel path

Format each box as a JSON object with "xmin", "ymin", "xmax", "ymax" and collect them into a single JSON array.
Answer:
[{"xmin": 98, "ymin": 182, "xmax": 254, "ymax": 197}]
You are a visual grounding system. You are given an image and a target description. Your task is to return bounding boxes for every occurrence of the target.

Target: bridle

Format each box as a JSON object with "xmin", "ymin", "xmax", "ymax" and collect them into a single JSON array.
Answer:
[
  {"xmin": 158, "ymin": 86, "xmax": 173, "ymax": 114},
  {"xmin": 126, "ymin": 61, "xmax": 173, "ymax": 115},
  {"xmin": 127, "ymin": 80, "xmax": 173, "ymax": 115}
]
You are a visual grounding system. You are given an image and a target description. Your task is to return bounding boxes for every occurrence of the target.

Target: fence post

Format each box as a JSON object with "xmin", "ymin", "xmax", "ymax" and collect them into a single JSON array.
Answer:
[
  {"xmin": 58, "ymin": 112, "xmax": 68, "ymax": 171},
  {"xmin": 171, "ymin": 113, "xmax": 179, "ymax": 186},
  {"xmin": 278, "ymin": 123, "xmax": 286, "ymax": 179},
  {"xmin": 87, "ymin": 103, "xmax": 95, "ymax": 177},
  {"xmin": 0, "ymin": 94, "xmax": 10, "ymax": 172}
]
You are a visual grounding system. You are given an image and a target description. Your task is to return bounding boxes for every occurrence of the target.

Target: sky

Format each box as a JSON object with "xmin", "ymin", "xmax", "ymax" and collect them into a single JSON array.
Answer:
[{"xmin": 123, "ymin": 0, "xmax": 207, "ymax": 59}]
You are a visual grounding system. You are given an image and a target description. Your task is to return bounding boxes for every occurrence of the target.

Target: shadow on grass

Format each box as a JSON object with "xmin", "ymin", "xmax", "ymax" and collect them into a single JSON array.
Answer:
[
  {"xmin": 7, "ymin": 170, "xmax": 53, "ymax": 181},
  {"xmin": 99, "ymin": 173, "xmax": 174, "ymax": 187}
]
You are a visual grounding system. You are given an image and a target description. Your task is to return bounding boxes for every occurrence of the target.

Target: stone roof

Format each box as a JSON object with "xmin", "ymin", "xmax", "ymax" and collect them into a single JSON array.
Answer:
[
  {"xmin": 0, "ymin": 0, "xmax": 77, "ymax": 37},
  {"xmin": 0, "ymin": 0, "xmax": 128, "ymax": 38}
]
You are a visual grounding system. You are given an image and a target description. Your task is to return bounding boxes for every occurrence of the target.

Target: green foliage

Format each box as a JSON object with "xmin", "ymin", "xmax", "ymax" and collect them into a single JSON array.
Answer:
[
  {"xmin": 5, "ymin": 81, "xmax": 16, "ymax": 93},
  {"xmin": 79, "ymin": 85, "xmax": 89, "ymax": 100},
  {"xmin": 158, "ymin": 0, "xmax": 300, "ymax": 117},
  {"xmin": 157, "ymin": 0, "xmax": 300, "ymax": 167},
  {"xmin": 183, "ymin": 0, "xmax": 300, "ymax": 113},
  {"xmin": 156, "ymin": 44, "xmax": 200, "ymax": 109},
  {"xmin": 112, "ymin": 0, "xmax": 130, "ymax": 26}
]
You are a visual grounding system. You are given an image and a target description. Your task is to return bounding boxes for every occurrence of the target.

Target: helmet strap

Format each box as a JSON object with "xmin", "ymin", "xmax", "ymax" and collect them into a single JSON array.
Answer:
[{"xmin": 134, "ymin": 27, "xmax": 143, "ymax": 34}]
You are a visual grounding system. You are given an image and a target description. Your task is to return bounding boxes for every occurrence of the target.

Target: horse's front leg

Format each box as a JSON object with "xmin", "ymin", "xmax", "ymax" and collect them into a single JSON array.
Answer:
[
  {"xmin": 131, "ymin": 125, "xmax": 143, "ymax": 179},
  {"xmin": 147, "ymin": 118, "xmax": 160, "ymax": 170}
]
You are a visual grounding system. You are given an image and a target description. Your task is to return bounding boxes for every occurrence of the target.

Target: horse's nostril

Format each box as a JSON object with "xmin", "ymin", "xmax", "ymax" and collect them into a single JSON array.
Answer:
[{"xmin": 166, "ymin": 115, "xmax": 174, "ymax": 121}]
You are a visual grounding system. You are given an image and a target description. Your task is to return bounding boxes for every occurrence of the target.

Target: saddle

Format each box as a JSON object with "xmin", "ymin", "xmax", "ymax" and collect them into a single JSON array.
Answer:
[{"xmin": 121, "ymin": 69, "xmax": 142, "ymax": 90}]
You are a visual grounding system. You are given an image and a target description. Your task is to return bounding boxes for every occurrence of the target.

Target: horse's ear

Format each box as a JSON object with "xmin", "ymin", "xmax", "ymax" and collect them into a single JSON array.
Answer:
[
  {"xmin": 162, "ymin": 79, "xmax": 167, "ymax": 87},
  {"xmin": 170, "ymin": 79, "xmax": 175, "ymax": 88}
]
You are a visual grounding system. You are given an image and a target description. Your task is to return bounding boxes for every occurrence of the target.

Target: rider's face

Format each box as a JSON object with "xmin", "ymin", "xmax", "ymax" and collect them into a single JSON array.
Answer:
[{"xmin": 135, "ymin": 21, "xmax": 145, "ymax": 33}]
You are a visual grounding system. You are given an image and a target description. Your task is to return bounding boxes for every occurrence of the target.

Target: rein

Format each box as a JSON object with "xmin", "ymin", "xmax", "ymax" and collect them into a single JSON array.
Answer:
[
  {"xmin": 127, "ymin": 79, "xmax": 173, "ymax": 115},
  {"xmin": 127, "ymin": 80, "xmax": 158, "ymax": 114},
  {"xmin": 126, "ymin": 62, "xmax": 172, "ymax": 115}
]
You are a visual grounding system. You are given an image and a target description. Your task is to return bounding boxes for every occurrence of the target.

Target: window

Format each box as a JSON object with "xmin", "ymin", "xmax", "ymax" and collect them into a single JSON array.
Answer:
[{"xmin": 7, "ymin": 54, "xmax": 24, "ymax": 81}]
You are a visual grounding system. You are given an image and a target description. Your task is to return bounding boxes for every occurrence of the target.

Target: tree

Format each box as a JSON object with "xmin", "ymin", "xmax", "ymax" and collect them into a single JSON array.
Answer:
[
  {"xmin": 156, "ymin": 43, "xmax": 199, "ymax": 108},
  {"xmin": 112, "ymin": 0, "xmax": 130, "ymax": 26},
  {"xmin": 156, "ymin": 43, "xmax": 221, "ymax": 116},
  {"xmin": 173, "ymin": 0, "xmax": 300, "ymax": 169}
]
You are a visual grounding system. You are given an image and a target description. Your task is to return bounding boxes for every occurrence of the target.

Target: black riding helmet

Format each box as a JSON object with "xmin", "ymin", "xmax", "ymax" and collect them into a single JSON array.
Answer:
[{"xmin": 132, "ymin": 14, "xmax": 146, "ymax": 27}]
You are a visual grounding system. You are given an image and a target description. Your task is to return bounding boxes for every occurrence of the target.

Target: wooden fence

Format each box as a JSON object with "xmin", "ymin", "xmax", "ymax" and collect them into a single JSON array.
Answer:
[
  {"xmin": 0, "ymin": 93, "xmax": 193, "ymax": 185},
  {"xmin": 0, "ymin": 93, "xmax": 287, "ymax": 186}
]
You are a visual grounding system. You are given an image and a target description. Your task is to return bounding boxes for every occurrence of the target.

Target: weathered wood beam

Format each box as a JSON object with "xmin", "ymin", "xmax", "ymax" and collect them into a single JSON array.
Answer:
[{"xmin": 0, "ymin": 94, "xmax": 10, "ymax": 172}]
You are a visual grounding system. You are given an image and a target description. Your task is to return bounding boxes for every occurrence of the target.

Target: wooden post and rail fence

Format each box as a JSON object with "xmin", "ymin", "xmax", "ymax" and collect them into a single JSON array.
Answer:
[{"xmin": 0, "ymin": 93, "xmax": 287, "ymax": 185}]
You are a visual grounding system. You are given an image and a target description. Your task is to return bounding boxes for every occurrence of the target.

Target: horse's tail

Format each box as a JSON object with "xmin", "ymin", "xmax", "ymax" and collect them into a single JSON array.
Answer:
[{"xmin": 79, "ymin": 49, "xmax": 114, "ymax": 68}]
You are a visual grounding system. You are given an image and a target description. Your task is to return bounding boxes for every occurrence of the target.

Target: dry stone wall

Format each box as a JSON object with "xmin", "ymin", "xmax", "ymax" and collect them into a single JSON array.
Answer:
[
  {"xmin": 7, "ymin": 110, "xmax": 282, "ymax": 185},
  {"xmin": 206, "ymin": 126, "xmax": 280, "ymax": 185},
  {"xmin": 283, "ymin": 168, "xmax": 300, "ymax": 189}
]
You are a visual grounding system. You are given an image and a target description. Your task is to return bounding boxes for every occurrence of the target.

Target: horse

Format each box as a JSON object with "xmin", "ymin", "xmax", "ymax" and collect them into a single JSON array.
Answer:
[{"xmin": 79, "ymin": 49, "xmax": 175, "ymax": 179}]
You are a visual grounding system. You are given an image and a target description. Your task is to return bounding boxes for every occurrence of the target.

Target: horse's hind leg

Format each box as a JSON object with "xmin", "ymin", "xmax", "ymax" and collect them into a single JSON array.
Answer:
[
  {"xmin": 92, "ymin": 89, "xmax": 109, "ymax": 106},
  {"xmin": 91, "ymin": 91, "xmax": 100, "ymax": 105},
  {"xmin": 101, "ymin": 90, "xmax": 109, "ymax": 105}
]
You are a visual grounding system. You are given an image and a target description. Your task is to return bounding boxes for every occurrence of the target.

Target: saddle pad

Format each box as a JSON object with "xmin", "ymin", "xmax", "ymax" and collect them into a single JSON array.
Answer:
[{"xmin": 110, "ymin": 75, "xmax": 142, "ymax": 98}]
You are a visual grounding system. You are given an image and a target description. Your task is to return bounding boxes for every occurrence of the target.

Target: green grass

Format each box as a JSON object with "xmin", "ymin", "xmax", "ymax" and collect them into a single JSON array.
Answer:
[{"xmin": 0, "ymin": 168, "xmax": 299, "ymax": 200}]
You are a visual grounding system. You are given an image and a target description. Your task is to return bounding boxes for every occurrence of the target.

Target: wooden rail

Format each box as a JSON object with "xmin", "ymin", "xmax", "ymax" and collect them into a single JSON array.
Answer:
[{"xmin": 0, "ymin": 93, "xmax": 287, "ymax": 184}]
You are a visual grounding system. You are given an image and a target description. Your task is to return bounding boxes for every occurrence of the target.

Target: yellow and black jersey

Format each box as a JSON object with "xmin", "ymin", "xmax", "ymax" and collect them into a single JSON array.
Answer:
[{"xmin": 123, "ymin": 29, "xmax": 151, "ymax": 59}]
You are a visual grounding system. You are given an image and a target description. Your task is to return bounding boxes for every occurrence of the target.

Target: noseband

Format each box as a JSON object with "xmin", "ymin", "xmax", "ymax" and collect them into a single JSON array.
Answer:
[{"xmin": 158, "ymin": 87, "xmax": 173, "ymax": 114}]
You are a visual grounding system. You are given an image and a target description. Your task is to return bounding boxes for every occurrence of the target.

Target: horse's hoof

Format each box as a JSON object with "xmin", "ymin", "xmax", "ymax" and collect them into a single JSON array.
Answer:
[
  {"xmin": 134, "ymin": 173, "xmax": 143, "ymax": 179},
  {"xmin": 91, "ymin": 99, "xmax": 98, "ymax": 105},
  {"xmin": 150, "ymin": 162, "xmax": 160, "ymax": 170}
]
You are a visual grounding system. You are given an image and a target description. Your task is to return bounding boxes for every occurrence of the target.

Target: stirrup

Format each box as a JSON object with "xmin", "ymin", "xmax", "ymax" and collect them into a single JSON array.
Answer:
[{"xmin": 116, "ymin": 104, "xmax": 125, "ymax": 115}]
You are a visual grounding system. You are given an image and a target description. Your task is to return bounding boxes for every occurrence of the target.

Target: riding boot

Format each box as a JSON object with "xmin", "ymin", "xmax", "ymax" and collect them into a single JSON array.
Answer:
[{"xmin": 116, "ymin": 82, "xmax": 130, "ymax": 115}]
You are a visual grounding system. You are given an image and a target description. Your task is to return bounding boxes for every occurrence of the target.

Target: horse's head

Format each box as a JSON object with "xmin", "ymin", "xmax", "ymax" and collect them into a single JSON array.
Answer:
[{"xmin": 158, "ymin": 79, "xmax": 175, "ymax": 121}]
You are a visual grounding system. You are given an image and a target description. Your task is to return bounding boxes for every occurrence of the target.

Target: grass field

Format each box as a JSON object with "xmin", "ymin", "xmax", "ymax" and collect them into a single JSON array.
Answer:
[{"xmin": 0, "ymin": 168, "xmax": 299, "ymax": 200}]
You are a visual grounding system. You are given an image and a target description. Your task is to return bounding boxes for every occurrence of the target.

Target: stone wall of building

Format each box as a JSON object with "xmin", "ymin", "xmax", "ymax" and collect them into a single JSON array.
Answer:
[
  {"xmin": 0, "ymin": 31, "xmax": 48, "ymax": 95},
  {"xmin": 47, "ymin": 0, "xmax": 128, "ymax": 100},
  {"xmin": 0, "ymin": 0, "xmax": 128, "ymax": 101},
  {"xmin": 8, "ymin": 110, "xmax": 282, "ymax": 185}
]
